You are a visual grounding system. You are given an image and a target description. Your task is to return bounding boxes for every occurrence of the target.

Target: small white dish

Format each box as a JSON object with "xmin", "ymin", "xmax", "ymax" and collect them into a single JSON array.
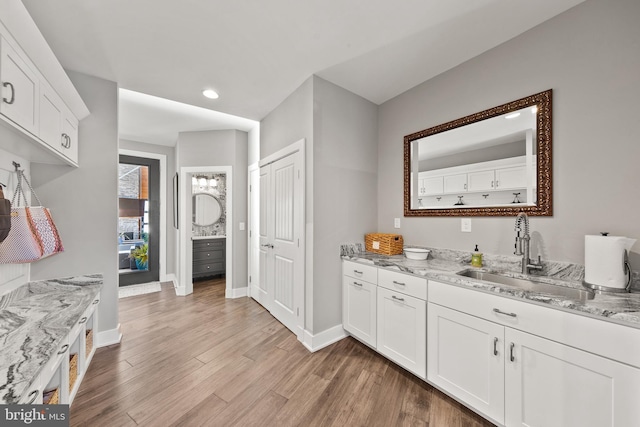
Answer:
[{"xmin": 404, "ymin": 248, "xmax": 430, "ymax": 260}]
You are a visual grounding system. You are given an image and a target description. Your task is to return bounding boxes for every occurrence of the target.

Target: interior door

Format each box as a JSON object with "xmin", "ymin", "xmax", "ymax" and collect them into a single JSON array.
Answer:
[{"xmin": 259, "ymin": 150, "xmax": 304, "ymax": 337}]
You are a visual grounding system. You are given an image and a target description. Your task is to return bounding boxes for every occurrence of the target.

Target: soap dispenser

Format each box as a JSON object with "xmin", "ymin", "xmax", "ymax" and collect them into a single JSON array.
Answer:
[{"xmin": 471, "ymin": 244, "xmax": 483, "ymax": 267}]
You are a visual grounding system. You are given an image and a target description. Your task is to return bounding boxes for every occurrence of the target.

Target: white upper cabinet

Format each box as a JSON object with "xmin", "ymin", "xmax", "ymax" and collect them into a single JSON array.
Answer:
[
  {"xmin": 495, "ymin": 165, "xmax": 527, "ymax": 190},
  {"xmin": 0, "ymin": 2, "xmax": 88, "ymax": 167},
  {"xmin": 0, "ymin": 37, "xmax": 38, "ymax": 135},
  {"xmin": 443, "ymin": 173, "xmax": 467, "ymax": 193}
]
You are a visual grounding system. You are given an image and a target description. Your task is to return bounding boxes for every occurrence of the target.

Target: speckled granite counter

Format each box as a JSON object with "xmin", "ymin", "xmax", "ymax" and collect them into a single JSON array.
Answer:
[
  {"xmin": 342, "ymin": 248, "xmax": 640, "ymax": 330},
  {"xmin": 0, "ymin": 274, "xmax": 103, "ymax": 404}
]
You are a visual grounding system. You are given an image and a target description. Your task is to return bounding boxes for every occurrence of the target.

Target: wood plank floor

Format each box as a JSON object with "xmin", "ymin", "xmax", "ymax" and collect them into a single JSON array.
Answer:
[{"xmin": 71, "ymin": 279, "xmax": 496, "ymax": 427}]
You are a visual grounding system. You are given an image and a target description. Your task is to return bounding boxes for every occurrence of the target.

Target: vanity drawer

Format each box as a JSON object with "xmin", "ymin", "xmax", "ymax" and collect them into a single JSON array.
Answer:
[
  {"xmin": 193, "ymin": 249, "xmax": 223, "ymax": 262},
  {"xmin": 193, "ymin": 261, "xmax": 224, "ymax": 275},
  {"xmin": 193, "ymin": 239, "xmax": 224, "ymax": 251},
  {"xmin": 343, "ymin": 260, "xmax": 377, "ymax": 284},
  {"xmin": 378, "ymin": 269, "xmax": 427, "ymax": 300}
]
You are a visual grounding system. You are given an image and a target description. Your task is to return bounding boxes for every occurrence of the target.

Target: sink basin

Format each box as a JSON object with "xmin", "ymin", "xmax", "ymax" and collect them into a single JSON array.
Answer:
[{"xmin": 457, "ymin": 269, "xmax": 595, "ymax": 301}]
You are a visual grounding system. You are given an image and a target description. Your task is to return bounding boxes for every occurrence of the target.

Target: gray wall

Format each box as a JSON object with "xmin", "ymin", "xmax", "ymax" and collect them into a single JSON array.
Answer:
[
  {"xmin": 31, "ymin": 72, "xmax": 119, "ymax": 334},
  {"xmin": 260, "ymin": 76, "xmax": 378, "ymax": 334},
  {"xmin": 176, "ymin": 130, "xmax": 248, "ymax": 288},
  {"xmin": 119, "ymin": 139, "xmax": 177, "ymax": 277},
  {"xmin": 378, "ymin": 0, "xmax": 640, "ymax": 265}
]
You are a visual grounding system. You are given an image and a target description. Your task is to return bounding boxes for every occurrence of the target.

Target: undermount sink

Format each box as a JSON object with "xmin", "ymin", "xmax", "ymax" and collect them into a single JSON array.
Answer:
[{"xmin": 457, "ymin": 269, "xmax": 595, "ymax": 301}]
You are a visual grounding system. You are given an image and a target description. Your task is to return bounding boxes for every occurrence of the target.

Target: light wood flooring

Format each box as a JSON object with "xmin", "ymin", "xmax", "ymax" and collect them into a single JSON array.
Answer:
[{"xmin": 71, "ymin": 278, "xmax": 495, "ymax": 427}]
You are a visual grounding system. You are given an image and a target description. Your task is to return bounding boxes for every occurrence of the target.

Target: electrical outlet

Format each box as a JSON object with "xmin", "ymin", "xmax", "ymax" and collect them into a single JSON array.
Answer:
[
  {"xmin": 461, "ymin": 218, "xmax": 472, "ymax": 232},
  {"xmin": 394, "ymin": 218, "xmax": 401, "ymax": 228}
]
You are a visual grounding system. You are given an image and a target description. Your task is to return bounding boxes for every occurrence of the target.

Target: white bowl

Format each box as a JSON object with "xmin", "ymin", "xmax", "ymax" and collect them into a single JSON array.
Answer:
[{"xmin": 404, "ymin": 248, "xmax": 430, "ymax": 260}]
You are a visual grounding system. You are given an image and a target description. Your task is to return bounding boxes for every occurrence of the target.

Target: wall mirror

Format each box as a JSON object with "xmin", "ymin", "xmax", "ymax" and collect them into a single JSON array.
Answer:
[
  {"xmin": 404, "ymin": 89, "xmax": 552, "ymax": 217},
  {"xmin": 192, "ymin": 193, "xmax": 222, "ymax": 226}
]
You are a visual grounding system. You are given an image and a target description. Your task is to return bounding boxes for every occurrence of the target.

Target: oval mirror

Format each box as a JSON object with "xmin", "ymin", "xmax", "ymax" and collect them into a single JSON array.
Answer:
[{"xmin": 192, "ymin": 193, "xmax": 222, "ymax": 226}]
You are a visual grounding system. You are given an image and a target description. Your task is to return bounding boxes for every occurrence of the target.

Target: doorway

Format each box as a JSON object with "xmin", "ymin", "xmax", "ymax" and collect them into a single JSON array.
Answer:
[{"xmin": 118, "ymin": 155, "xmax": 160, "ymax": 286}]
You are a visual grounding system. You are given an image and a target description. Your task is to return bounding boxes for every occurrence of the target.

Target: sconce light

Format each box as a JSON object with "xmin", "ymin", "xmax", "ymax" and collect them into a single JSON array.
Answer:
[
  {"xmin": 191, "ymin": 176, "xmax": 198, "ymax": 186},
  {"xmin": 209, "ymin": 178, "xmax": 217, "ymax": 188},
  {"xmin": 199, "ymin": 177, "xmax": 207, "ymax": 187}
]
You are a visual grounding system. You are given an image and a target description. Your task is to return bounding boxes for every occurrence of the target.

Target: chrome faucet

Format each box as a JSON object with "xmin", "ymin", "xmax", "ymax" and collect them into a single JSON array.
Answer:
[{"xmin": 514, "ymin": 213, "xmax": 543, "ymax": 274}]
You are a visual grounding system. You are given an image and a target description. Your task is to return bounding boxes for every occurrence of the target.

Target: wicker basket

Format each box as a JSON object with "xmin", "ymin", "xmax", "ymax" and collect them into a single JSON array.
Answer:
[
  {"xmin": 43, "ymin": 387, "xmax": 60, "ymax": 405},
  {"xmin": 85, "ymin": 329, "xmax": 94, "ymax": 357},
  {"xmin": 365, "ymin": 233, "xmax": 404, "ymax": 255},
  {"xmin": 69, "ymin": 353, "xmax": 78, "ymax": 393}
]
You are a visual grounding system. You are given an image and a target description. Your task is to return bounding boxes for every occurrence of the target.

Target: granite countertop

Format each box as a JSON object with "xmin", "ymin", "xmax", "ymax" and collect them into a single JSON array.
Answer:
[
  {"xmin": 0, "ymin": 274, "xmax": 103, "ymax": 404},
  {"xmin": 342, "ymin": 250, "xmax": 640, "ymax": 330}
]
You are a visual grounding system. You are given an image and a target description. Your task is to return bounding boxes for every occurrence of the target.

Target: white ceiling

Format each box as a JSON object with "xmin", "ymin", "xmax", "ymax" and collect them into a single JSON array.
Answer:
[{"xmin": 23, "ymin": 0, "xmax": 584, "ymax": 145}]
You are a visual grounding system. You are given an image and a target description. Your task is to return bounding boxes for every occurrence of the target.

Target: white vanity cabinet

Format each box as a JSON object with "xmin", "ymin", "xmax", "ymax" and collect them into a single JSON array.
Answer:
[
  {"xmin": 443, "ymin": 173, "xmax": 467, "ymax": 194},
  {"xmin": 428, "ymin": 280, "xmax": 640, "ymax": 427},
  {"xmin": 342, "ymin": 261, "xmax": 377, "ymax": 347},
  {"xmin": 377, "ymin": 270, "xmax": 427, "ymax": 379}
]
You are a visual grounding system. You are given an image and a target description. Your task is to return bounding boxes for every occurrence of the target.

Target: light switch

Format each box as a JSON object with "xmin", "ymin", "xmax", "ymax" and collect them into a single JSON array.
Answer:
[
  {"xmin": 461, "ymin": 218, "xmax": 472, "ymax": 233},
  {"xmin": 239, "ymin": 222, "xmax": 245, "ymax": 231},
  {"xmin": 394, "ymin": 218, "xmax": 401, "ymax": 228}
]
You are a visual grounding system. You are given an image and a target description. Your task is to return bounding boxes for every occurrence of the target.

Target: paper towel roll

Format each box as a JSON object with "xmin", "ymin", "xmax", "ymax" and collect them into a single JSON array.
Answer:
[{"xmin": 584, "ymin": 235, "xmax": 636, "ymax": 290}]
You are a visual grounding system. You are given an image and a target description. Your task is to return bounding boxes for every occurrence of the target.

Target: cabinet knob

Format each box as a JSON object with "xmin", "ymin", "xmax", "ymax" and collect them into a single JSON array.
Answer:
[
  {"xmin": 58, "ymin": 344, "xmax": 69, "ymax": 355},
  {"xmin": 93, "ymin": 299, "xmax": 99, "ymax": 304},
  {"xmin": 79, "ymin": 316, "xmax": 87, "ymax": 324},
  {"xmin": 2, "ymin": 81, "xmax": 15, "ymax": 104}
]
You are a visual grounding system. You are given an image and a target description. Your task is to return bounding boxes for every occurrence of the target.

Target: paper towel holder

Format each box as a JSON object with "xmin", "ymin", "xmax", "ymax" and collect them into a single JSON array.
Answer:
[{"xmin": 582, "ymin": 249, "xmax": 632, "ymax": 293}]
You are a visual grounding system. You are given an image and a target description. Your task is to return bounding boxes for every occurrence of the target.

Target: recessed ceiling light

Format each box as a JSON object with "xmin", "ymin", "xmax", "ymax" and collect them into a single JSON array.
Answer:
[
  {"xmin": 202, "ymin": 89, "xmax": 219, "ymax": 99},
  {"xmin": 505, "ymin": 112, "xmax": 521, "ymax": 119}
]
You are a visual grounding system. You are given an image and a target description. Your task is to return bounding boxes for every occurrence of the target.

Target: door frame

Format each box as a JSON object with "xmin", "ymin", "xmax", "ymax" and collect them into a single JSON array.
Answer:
[
  {"xmin": 178, "ymin": 165, "xmax": 233, "ymax": 297},
  {"xmin": 118, "ymin": 149, "xmax": 167, "ymax": 282},
  {"xmin": 258, "ymin": 138, "xmax": 305, "ymax": 339},
  {"xmin": 248, "ymin": 161, "xmax": 261, "ymax": 303}
]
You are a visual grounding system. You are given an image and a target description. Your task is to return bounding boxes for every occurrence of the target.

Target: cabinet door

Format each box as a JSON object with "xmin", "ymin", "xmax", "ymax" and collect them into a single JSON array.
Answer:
[
  {"xmin": 467, "ymin": 169, "xmax": 495, "ymax": 192},
  {"xmin": 505, "ymin": 328, "xmax": 640, "ymax": 427},
  {"xmin": 61, "ymin": 113, "xmax": 79, "ymax": 164},
  {"xmin": 424, "ymin": 176, "xmax": 443, "ymax": 195},
  {"xmin": 0, "ymin": 37, "xmax": 39, "ymax": 135},
  {"xmin": 39, "ymin": 85, "xmax": 63, "ymax": 149},
  {"xmin": 377, "ymin": 287, "xmax": 426, "ymax": 379},
  {"xmin": 495, "ymin": 165, "xmax": 526, "ymax": 190},
  {"xmin": 443, "ymin": 173, "xmax": 467, "ymax": 193},
  {"xmin": 343, "ymin": 276, "xmax": 377, "ymax": 347},
  {"xmin": 428, "ymin": 303, "xmax": 505, "ymax": 425}
]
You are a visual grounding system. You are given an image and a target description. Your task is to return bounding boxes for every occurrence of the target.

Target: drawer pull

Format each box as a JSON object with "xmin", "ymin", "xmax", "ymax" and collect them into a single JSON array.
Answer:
[
  {"xmin": 79, "ymin": 317, "xmax": 87, "ymax": 324},
  {"xmin": 26, "ymin": 389, "xmax": 38, "ymax": 404},
  {"xmin": 392, "ymin": 280, "xmax": 405, "ymax": 286},
  {"xmin": 510, "ymin": 342, "xmax": 515, "ymax": 362},
  {"xmin": 493, "ymin": 308, "xmax": 517, "ymax": 318},
  {"xmin": 58, "ymin": 344, "xmax": 69, "ymax": 355},
  {"xmin": 93, "ymin": 299, "xmax": 99, "ymax": 304},
  {"xmin": 353, "ymin": 281, "xmax": 363, "ymax": 287},
  {"xmin": 493, "ymin": 337, "xmax": 498, "ymax": 356},
  {"xmin": 391, "ymin": 295, "xmax": 405, "ymax": 302},
  {"xmin": 353, "ymin": 270, "xmax": 363, "ymax": 275}
]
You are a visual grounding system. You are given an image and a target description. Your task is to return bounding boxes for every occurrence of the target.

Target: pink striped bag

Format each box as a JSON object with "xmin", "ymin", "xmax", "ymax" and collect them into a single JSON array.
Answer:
[{"xmin": 0, "ymin": 169, "xmax": 64, "ymax": 263}]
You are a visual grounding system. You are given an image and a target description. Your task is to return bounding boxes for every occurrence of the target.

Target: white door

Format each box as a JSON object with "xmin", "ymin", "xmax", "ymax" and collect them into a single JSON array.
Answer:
[
  {"xmin": 248, "ymin": 164, "xmax": 264, "ymax": 304},
  {"xmin": 505, "ymin": 328, "xmax": 640, "ymax": 427},
  {"xmin": 427, "ymin": 303, "xmax": 505, "ymax": 425},
  {"xmin": 376, "ymin": 287, "xmax": 426, "ymax": 379},
  {"xmin": 343, "ymin": 276, "xmax": 377, "ymax": 347},
  {"xmin": 259, "ymin": 149, "xmax": 304, "ymax": 337}
]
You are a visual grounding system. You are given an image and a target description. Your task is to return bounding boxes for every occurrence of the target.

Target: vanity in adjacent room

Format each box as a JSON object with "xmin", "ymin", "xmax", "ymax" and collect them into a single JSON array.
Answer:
[{"xmin": 192, "ymin": 237, "xmax": 226, "ymax": 279}]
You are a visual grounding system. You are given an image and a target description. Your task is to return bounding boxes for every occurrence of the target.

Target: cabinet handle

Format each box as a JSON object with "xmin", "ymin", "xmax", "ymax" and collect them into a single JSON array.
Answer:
[
  {"xmin": 353, "ymin": 281, "xmax": 363, "ymax": 287},
  {"xmin": 464, "ymin": 183, "xmax": 467, "ymax": 190},
  {"xmin": 391, "ymin": 295, "xmax": 405, "ymax": 302},
  {"xmin": 509, "ymin": 342, "xmax": 515, "ymax": 362},
  {"xmin": 353, "ymin": 270, "xmax": 363, "ymax": 275},
  {"xmin": 2, "ymin": 81, "xmax": 15, "ymax": 104},
  {"xmin": 392, "ymin": 280, "xmax": 405, "ymax": 286},
  {"xmin": 58, "ymin": 344, "xmax": 69, "ymax": 355},
  {"xmin": 493, "ymin": 337, "xmax": 498, "ymax": 356},
  {"xmin": 66, "ymin": 134, "xmax": 72, "ymax": 149},
  {"xmin": 495, "ymin": 180, "xmax": 499, "ymax": 188},
  {"xmin": 61, "ymin": 133, "xmax": 69, "ymax": 148},
  {"xmin": 493, "ymin": 308, "xmax": 517, "ymax": 318},
  {"xmin": 491, "ymin": 180, "xmax": 494, "ymax": 188},
  {"xmin": 93, "ymin": 299, "xmax": 99, "ymax": 304},
  {"xmin": 79, "ymin": 317, "xmax": 87, "ymax": 324},
  {"xmin": 26, "ymin": 389, "xmax": 38, "ymax": 404}
]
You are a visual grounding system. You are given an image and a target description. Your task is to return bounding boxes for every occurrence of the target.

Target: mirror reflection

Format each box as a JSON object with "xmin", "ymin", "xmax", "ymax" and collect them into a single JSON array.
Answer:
[
  {"xmin": 192, "ymin": 193, "xmax": 222, "ymax": 226},
  {"xmin": 404, "ymin": 90, "xmax": 552, "ymax": 217}
]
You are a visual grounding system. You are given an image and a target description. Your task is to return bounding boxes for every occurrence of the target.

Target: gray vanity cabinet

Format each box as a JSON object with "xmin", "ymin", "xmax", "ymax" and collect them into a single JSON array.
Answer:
[{"xmin": 192, "ymin": 238, "xmax": 225, "ymax": 279}]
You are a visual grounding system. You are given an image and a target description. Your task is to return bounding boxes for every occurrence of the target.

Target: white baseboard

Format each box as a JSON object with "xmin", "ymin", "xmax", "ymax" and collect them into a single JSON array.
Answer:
[
  {"xmin": 175, "ymin": 285, "xmax": 189, "ymax": 296},
  {"xmin": 96, "ymin": 324, "xmax": 122, "ymax": 347},
  {"xmin": 165, "ymin": 273, "xmax": 177, "ymax": 288},
  {"xmin": 302, "ymin": 324, "xmax": 347, "ymax": 352},
  {"xmin": 226, "ymin": 286, "xmax": 248, "ymax": 299}
]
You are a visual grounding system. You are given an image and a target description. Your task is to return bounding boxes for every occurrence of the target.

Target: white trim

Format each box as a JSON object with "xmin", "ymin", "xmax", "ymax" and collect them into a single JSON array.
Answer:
[
  {"xmin": 302, "ymin": 325, "xmax": 347, "ymax": 353},
  {"xmin": 179, "ymin": 166, "xmax": 233, "ymax": 297},
  {"xmin": 96, "ymin": 324, "xmax": 123, "ymax": 347},
  {"xmin": 226, "ymin": 286, "xmax": 249, "ymax": 299},
  {"xmin": 247, "ymin": 161, "xmax": 259, "ymax": 303},
  {"xmin": 166, "ymin": 273, "xmax": 178, "ymax": 289},
  {"xmin": 259, "ymin": 138, "xmax": 305, "ymax": 168},
  {"xmin": 118, "ymin": 149, "xmax": 168, "ymax": 282}
]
